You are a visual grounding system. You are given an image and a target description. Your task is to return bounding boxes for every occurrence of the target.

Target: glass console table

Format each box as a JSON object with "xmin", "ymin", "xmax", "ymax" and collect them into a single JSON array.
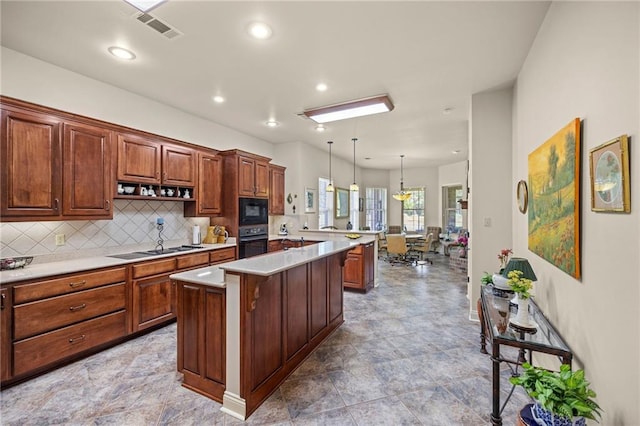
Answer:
[{"xmin": 479, "ymin": 285, "xmax": 573, "ymax": 426}]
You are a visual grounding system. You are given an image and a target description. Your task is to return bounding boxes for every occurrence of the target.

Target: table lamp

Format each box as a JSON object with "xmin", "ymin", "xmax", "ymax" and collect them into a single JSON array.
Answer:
[{"xmin": 501, "ymin": 257, "xmax": 537, "ymax": 282}]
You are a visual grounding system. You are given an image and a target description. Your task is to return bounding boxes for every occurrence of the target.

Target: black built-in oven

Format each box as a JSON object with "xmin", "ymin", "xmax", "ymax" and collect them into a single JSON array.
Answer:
[
  {"xmin": 238, "ymin": 225, "xmax": 268, "ymax": 259},
  {"xmin": 239, "ymin": 198, "xmax": 269, "ymax": 226}
]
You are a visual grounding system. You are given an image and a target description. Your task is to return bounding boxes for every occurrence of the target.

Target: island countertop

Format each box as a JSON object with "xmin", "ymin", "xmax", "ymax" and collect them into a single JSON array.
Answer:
[{"xmin": 218, "ymin": 240, "xmax": 356, "ymax": 276}]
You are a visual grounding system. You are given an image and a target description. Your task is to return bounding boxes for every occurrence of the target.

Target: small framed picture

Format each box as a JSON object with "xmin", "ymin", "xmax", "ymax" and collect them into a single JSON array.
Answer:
[
  {"xmin": 304, "ymin": 188, "xmax": 316, "ymax": 213},
  {"xmin": 589, "ymin": 135, "xmax": 630, "ymax": 212}
]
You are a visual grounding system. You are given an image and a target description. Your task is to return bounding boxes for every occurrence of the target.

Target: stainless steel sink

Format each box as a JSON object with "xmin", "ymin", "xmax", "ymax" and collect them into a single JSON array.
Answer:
[{"xmin": 107, "ymin": 245, "xmax": 203, "ymax": 260}]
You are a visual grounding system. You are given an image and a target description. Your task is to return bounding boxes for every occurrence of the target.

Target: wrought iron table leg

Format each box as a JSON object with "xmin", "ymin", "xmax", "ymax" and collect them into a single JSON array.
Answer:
[
  {"xmin": 478, "ymin": 298, "xmax": 487, "ymax": 354},
  {"xmin": 491, "ymin": 341, "xmax": 502, "ymax": 425}
]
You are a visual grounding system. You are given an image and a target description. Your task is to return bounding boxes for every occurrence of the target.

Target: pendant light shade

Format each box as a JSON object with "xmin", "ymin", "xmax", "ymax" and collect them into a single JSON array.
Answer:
[
  {"xmin": 326, "ymin": 141, "xmax": 335, "ymax": 192},
  {"xmin": 393, "ymin": 155, "xmax": 411, "ymax": 201},
  {"xmin": 349, "ymin": 138, "xmax": 359, "ymax": 191}
]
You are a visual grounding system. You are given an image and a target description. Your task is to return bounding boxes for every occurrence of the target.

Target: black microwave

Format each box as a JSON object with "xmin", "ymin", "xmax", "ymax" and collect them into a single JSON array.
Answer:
[{"xmin": 239, "ymin": 197, "xmax": 269, "ymax": 226}]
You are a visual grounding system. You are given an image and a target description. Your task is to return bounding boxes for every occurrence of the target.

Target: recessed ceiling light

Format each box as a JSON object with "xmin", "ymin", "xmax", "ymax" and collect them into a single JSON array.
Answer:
[
  {"xmin": 315, "ymin": 124, "xmax": 326, "ymax": 132},
  {"xmin": 316, "ymin": 83, "xmax": 328, "ymax": 92},
  {"xmin": 443, "ymin": 107, "xmax": 453, "ymax": 115},
  {"xmin": 248, "ymin": 22, "xmax": 273, "ymax": 40},
  {"xmin": 123, "ymin": 0, "xmax": 166, "ymax": 12},
  {"xmin": 108, "ymin": 46, "xmax": 136, "ymax": 60},
  {"xmin": 212, "ymin": 95, "xmax": 225, "ymax": 103},
  {"xmin": 452, "ymin": 149, "xmax": 461, "ymax": 154},
  {"xmin": 266, "ymin": 119, "xmax": 279, "ymax": 127}
]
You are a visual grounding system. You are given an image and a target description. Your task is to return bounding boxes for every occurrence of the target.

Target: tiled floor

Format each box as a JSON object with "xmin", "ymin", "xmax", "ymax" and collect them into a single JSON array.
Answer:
[{"xmin": 1, "ymin": 254, "xmax": 530, "ymax": 425}]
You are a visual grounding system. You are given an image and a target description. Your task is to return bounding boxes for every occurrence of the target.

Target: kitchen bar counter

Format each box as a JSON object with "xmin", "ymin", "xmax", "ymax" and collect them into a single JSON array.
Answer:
[
  {"xmin": 0, "ymin": 242, "xmax": 236, "ymax": 284},
  {"xmin": 172, "ymin": 240, "xmax": 353, "ymax": 420}
]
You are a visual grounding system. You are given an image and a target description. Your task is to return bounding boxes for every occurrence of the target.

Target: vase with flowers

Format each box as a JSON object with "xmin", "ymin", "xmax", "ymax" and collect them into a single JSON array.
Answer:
[
  {"xmin": 456, "ymin": 235, "xmax": 468, "ymax": 258},
  {"xmin": 498, "ymin": 248, "xmax": 513, "ymax": 273},
  {"xmin": 507, "ymin": 270, "xmax": 535, "ymax": 328}
]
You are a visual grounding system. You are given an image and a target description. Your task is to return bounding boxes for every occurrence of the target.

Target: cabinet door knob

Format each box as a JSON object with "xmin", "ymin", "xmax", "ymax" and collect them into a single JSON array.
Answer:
[
  {"xmin": 1, "ymin": 292, "xmax": 5, "ymax": 310},
  {"xmin": 105, "ymin": 200, "xmax": 110, "ymax": 211}
]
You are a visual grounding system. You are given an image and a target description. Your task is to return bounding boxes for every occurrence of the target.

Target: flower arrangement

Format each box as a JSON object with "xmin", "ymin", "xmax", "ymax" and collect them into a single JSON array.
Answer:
[
  {"xmin": 507, "ymin": 270, "xmax": 533, "ymax": 298},
  {"xmin": 457, "ymin": 235, "xmax": 468, "ymax": 247},
  {"xmin": 498, "ymin": 248, "xmax": 513, "ymax": 271}
]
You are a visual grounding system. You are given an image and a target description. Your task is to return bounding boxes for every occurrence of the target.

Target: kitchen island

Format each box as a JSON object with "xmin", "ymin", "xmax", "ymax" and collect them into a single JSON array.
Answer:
[{"xmin": 170, "ymin": 240, "xmax": 355, "ymax": 420}]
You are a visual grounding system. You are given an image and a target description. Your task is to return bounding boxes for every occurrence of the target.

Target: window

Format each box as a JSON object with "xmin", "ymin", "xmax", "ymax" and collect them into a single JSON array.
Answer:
[
  {"xmin": 442, "ymin": 185, "xmax": 463, "ymax": 233},
  {"xmin": 365, "ymin": 187, "xmax": 387, "ymax": 231},
  {"xmin": 401, "ymin": 187, "xmax": 425, "ymax": 232},
  {"xmin": 349, "ymin": 189, "xmax": 359, "ymax": 230},
  {"xmin": 318, "ymin": 177, "xmax": 334, "ymax": 228}
]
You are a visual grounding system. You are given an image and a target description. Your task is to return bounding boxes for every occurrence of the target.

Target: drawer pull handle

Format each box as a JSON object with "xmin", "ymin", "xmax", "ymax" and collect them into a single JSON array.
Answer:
[
  {"xmin": 68, "ymin": 335, "xmax": 85, "ymax": 344},
  {"xmin": 69, "ymin": 280, "xmax": 86, "ymax": 288},
  {"xmin": 69, "ymin": 303, "xmax": 86, "ymax": 311},
  {"xmin": 1, "ymin": 292, "xmax": 5, "ymax": 310}
]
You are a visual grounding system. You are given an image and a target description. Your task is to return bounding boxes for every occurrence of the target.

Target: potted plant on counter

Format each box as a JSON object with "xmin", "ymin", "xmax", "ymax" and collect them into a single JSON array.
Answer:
[{"xmin": 510, "ymin": 363, "xmax": 602, "ymax": 425}]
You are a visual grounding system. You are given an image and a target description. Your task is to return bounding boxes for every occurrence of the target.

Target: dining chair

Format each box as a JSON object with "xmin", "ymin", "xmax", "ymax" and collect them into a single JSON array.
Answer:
[
  {"xmin": 409, "ymin": 233, "xmax": 434, "ymax": 265},
  {"xmin": 386, "ymin": 234, "xmax": 409, "ymax": 265},
  {"xmin": 377, "ymin": 234, "xmax": 388, "ymax": 258},
  {"xmin": 426, "ymin": 226, "xmax": 442, "ymax": 252},
  {"xmin": 387, "ymin": 225, "xmax": 402, "ymax": 234}
]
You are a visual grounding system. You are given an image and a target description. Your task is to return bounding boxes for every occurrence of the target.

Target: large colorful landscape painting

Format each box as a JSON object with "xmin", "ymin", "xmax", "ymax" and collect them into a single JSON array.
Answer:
[{"xmin": 528, "ymin": 118, "xmax": 581, "ymax": 279}]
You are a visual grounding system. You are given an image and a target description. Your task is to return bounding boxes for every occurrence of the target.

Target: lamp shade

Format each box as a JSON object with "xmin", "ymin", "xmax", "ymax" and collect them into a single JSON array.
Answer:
[{"xmin": 501, "ymin": 257, "xmax": 537, "ymax": 281}]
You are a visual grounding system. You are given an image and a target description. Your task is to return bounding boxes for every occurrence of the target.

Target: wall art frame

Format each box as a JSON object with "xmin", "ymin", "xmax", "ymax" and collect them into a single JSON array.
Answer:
[
  {"xmin": 589, "ymin": 134, "xmax": 630, "ymax": 213},
  {"xmin": 304, "ymin": 188, "xmax": 316, "ymax": 213},
  {"xmin": 528, "ymin": 118, "xmax": 581, "ymax": 279}
]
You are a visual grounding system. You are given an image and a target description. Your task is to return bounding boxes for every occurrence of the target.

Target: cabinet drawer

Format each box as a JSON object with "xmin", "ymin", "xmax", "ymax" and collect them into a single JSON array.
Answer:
[
  {"xmin": 132, "ymin": 258, "xmax": 176, "ymax": 279},
  {"xmin": 176, "ymin": 252, "xmax": 209, "ymax": 270},
  {"xmin": 348, "ymin": 244, "xmax": 363, "ymax": 255},
  {"xmin": 13, "ymin": 310, "xmax": 126, "ymax": 376},
  {"xmin": 14, "ymin": 283, "xmax": 125, "ymax": 340},
  {"xmin": 14, "ymin": 267, "xmax": 126, "ymax": 304},
  {"xmin": 210, "ymin": 248, "xmax": 235, "ymax": 264}
]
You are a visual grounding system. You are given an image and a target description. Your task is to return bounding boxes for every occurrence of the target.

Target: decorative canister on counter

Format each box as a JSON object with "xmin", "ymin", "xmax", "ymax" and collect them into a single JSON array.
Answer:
[
  {"xmin": 203, "ymin": 226, "xmax": 217, "ymax": 244},
  {"xmin": 217, "ymin": 226, "xmax": 227, "ymax": 243}
]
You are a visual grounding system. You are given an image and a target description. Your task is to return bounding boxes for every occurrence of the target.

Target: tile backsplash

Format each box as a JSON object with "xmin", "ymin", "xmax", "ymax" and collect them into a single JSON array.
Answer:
[{"xmin": 0, "ymin": 200, "xmax": 209, "ymax": 262}]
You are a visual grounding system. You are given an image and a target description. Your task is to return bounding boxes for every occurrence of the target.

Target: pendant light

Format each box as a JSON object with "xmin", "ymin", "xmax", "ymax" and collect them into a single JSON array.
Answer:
[
  {"xmin": 349, "ymin": 138, "xmax": 359, "ymax": 191},
  {"xmin": 393, "ymin": 155, "xmax": 411, "ymax": 201},
  {"xmin": 326, "ymin": 141, "xmax": 335, "ymax": 192}
]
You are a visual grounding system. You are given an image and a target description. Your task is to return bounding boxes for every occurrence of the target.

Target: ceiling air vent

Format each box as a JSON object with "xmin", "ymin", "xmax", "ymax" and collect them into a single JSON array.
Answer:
[{"xmin": 134, "ymin": 12, "xmax": 183, "ymax": 40}]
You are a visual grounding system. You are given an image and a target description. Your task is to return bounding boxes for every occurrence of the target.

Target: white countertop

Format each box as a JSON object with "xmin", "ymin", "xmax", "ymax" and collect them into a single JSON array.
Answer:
[
  {"xmin": 219, "ymin": 240, "xmax": 356, "ymax": 276},
  {"xmin": 0, "ymin": 243, "xmax": 236, "ymax": 284},
  {"xmin": 269, "ymin": 232, "xmax": 377, "ymax": 243},
  {"xmin": 170, "ymin": 266, "xmax": 226, "ymax": 288}
]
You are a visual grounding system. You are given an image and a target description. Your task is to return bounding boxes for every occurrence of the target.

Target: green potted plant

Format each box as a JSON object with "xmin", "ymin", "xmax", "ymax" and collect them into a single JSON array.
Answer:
[{"xmin": 510, "ymin": 363, "xmax": 602, "ymax": 425}]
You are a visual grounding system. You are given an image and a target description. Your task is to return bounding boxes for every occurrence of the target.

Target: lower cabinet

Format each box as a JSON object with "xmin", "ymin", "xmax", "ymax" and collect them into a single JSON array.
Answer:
[
  {"xmin": 343, "ymin": 242, "xmax": 375, "ymax": 292},
  {"xmin": 177, "ymin": 282, "xmax": 226, "ymax": 401}
]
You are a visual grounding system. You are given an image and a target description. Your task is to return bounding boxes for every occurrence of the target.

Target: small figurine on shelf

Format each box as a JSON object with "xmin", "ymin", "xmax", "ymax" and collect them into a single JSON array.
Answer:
[
  {"xmin": 183, "ymin": 189, "xmax": 190, "ymax": 199},
  {"xmin": 148, "ymin": 185, "xmax": 156, "ymax": 197},
  {"xmin": 167, "ymin": 189, "xmax": 175, "ymax": 197},
  {"xmin": 160, "ymin": 189, "xmax": 166, "ymax": 197},
  {"xmin": 141, "ymin": 187, "xmax": 148, "ymax": 196}
]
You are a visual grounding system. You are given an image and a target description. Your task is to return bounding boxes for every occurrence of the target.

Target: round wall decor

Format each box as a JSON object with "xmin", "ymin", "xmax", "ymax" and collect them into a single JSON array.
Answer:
[{"xmin": 517, "ymin": 180, "xmax": 528, "ymax": 214}]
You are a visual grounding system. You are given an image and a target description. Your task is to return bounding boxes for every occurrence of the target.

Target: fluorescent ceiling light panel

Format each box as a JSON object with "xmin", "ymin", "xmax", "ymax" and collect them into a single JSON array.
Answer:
[
  {"xmin": 303, "ymin": 94, "xmax": 394, "ymax": 124},
  {"xmin": 124, "ymin": 0, "xmax": 166, "ymax": 12}
]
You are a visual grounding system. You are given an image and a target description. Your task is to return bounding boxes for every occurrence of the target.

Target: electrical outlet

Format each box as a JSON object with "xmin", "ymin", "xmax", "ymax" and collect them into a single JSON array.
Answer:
[{"xmin": 55, "ymin": 233, "xmax": 65, "ymax": 246}]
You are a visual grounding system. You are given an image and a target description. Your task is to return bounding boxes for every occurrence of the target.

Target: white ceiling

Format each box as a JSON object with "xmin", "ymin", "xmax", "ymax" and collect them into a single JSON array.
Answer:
[{"xmin": 0, "ymin": 1, "xmax": 550, "ymax": 170}]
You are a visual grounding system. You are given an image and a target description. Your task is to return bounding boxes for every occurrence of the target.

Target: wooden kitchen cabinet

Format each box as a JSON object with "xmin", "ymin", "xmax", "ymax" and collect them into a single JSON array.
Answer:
[
  {"xmin": 131, "ymin": 251, "xmax": 210, "ymax": 332},
  {"xmin": 269, "ymin": 164, "xmax": 285, "ymax": 215},
  {"xmin": 117, "ymin": 134, "xmax": 195, "ymax": 187},
  {"xmin": 238, "ymin": 154, "xmax": 269, "ymax": 198},
  {"xmin": 268, "ymin": 240, "xmax": 283, "ymax": 252},
  {"xmin": 1, "ymin": 287, "xmax": 12, "ymax": 382},
  {"xmin": 209, "ymin": 247, "xmax": 236, "ymax": 265},
  {"xmin": 1, "ymin": 102, "xmax": 114, "ymax": 221},
  {"xmin": 162, "ymin": 143, "xmax": 196, "ymax": 187},
  {"xmin": 62, "ymin": 121, "xmax": 113, "ymax": 218},
  {"xmin": 185, "ymin": 151, "xmax": 222, "ymax": 217},
  {"xmin": 343, "ymin": 242, "xmax": 375, "ymax": 293},
  {"xmin": 8, "ymin": 266, "xmax": 127, "ymax": 381},
  {"xmin": 1, "ymin": 107, "xmax": 62, "ymax": 218},
  {"xmin": 177, "ymin": 282, "xmax": 226, "ymax": 402}
]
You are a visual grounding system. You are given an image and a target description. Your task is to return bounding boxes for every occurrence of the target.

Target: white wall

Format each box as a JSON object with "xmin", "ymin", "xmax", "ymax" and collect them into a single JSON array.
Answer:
[
  {"xmin": 513, "ymin": 3, "xmax": 639, "ymax": 423},
  {"xmin": 1, "ymin": 47, "xmax": 273, "ymax": 157},
  {"xmin": 468, "ymin": 87, "xmax": 514, "ymax": 316}
]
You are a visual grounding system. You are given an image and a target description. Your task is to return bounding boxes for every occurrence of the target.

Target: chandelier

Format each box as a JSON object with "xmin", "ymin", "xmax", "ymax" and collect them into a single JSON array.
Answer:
[
  {"xmin": 326, "ymin": 141, "xmax": 334, "ymax": 192},
  {"xmin": 392, "ymin": 155, "xmax": 411, "ymax": 201}
]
